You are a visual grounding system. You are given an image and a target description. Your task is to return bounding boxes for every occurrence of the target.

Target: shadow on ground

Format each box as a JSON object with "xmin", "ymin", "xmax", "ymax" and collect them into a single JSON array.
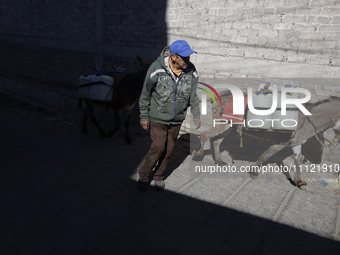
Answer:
[
  {"xmin": 0, "ymin": 104, "xmax": 339, "ymax": 254},
  {"xmin": 190, "ymin": 127, "xmax": 323, "ymax": 165}
]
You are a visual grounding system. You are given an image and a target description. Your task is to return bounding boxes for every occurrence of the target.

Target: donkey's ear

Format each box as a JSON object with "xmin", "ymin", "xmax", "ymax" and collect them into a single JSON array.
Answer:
[{"xmin": 137, "ymin": 56, "xmax": 147, "ymax": 66}]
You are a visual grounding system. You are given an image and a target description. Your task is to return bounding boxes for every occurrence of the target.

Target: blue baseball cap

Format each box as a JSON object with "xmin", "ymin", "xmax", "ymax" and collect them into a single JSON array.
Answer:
[{"xmin": 169, "ymin": 40, "xmax": 197, "ymax": 57}]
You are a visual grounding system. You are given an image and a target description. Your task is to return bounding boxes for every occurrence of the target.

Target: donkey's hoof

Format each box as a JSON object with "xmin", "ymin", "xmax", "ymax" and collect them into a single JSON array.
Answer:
[
  {"xmin": 299, "ymin": 185, "xmax": 308, "ymax": 191},
  {"xmin": 250, "ymin": 174, "xmax": 259, "ymax": 181},
  {"xmin": 216, "ymin": 161, "xmax": 227, "ymax": 166},
  {"xmin": 191, "ymin": 150, "xmax": 203, "ymax": 161},
  {"xmin": 295, "ymin": 180, "xmax": 308, "ymax": 190}
]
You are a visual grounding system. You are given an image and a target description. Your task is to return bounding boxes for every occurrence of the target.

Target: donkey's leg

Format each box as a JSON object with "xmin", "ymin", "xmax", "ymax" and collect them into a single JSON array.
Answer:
[
  {"xmin": 81, "ymin": 108, "xmax": 89, "ymax": 135},
  {"xmin": 124, "ymin": 110, "xmax": 133, "ymax": 144},
  {"xmin": 291, "ymin": 144, "xmax": 307, "ymax": 190},
  {"xmin": 212, "ymin": 128, "xmax": 233, "ymax": 165},
  {"xmin": 86, "ymin": 102, "xmax": 107, "ymax": 137},
  {"xmin": 192, "ymin": 129, "xmax": 211, "ymax": 160},
  {"xmin": 251, "ymin": 143, "xmax": 286, "ymax": 180},
  {"xmin": 107, "ymin": 107, "xmax": 121, "ymax": 138},
  {"xmin": 192, "ymin": 124, "xmax": 231, "ymax": 161},
  {"xmin": 212, "ymin": 138, "xmax": 226, "ymax": 166},
  {"xmin": 330, "ymin": 120, "xmax": 340, "ymax": 145}
]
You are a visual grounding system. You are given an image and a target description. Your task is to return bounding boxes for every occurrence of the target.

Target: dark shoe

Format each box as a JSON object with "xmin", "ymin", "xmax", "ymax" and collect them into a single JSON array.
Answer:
[
  {"xmin": 154, "ymin": 180, "xmax": 165, "ymax": 191},
  {"xmin": 138, "ymin": 178, "xmax": 149, "ymax": 192}
]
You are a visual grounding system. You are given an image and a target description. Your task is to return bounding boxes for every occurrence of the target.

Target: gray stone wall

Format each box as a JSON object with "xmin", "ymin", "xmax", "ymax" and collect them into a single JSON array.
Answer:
[
  {"xmin": 0, "ymin": 0, "xmax": 339, "ymax": 111},
  {"xmin": 166, "ymin": 0, "xmax": 340, "ymax": 79},
  {"xmin": 0, "ymin": 0, "xmax": 167, "ymax": 89}
]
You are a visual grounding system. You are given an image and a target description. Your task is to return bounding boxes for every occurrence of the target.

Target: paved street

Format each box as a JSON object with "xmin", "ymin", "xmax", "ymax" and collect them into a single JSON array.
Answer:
[{"xmin": 1, "ymin": 99, "xmax": 340, "ymax": 255}]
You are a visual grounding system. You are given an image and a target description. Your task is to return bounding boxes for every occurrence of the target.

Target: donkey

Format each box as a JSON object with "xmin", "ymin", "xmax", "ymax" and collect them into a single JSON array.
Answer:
[
  {"xmin": 192, "ymin": 95, "xmax": 340, "ymax": 189},
  {"xmin": 192, "ymin": 92, "xmax": 234, "ymax": 165},
  {"xmin": 80, "ymin": 56, "xmax": 150, "ymax": 144},
  {"xmin": 251, "ymin": 97, "xmax": 340, "ymax": 189}
]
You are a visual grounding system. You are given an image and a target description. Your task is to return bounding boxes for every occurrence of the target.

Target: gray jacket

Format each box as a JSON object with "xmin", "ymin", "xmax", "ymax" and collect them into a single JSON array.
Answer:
[{"xmin": 139, "ymin": 46, "xmax": 200, "ymax": 125}]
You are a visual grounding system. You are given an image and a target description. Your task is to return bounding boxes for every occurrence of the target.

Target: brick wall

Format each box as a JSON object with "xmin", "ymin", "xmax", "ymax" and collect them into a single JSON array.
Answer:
[
  {"xmin": 0, "ymin": 0, "xmax": 167, "ymax": 89},
  {"xmin": 0, "ymin": 0, "xmax": 339, "ymax": 91},
  {"xmin": 166, "ymin": 0, "xmax": 340, "ymax": 79}
]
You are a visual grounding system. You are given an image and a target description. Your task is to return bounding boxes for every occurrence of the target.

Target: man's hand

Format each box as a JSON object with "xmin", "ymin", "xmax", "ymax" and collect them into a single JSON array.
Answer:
[
  {"xmin": 193, "ymin": 118, "xmax": 201, "ymax": 130},
  {"xmin": 140, "ymin": 121, "xmax": 150, "ymax": 131}
]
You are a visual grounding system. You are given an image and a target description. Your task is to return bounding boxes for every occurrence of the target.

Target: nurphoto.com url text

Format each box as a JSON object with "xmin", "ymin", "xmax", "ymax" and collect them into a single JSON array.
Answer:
[{"xmin": 194, "ymin": 164, "xmax": 340, "ymax": 175}]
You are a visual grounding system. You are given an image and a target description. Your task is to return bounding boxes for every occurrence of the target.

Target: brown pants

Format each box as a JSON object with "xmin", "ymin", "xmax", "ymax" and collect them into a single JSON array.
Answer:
[{"xmin": 138, "ymin": 122, "xmax": 181, "ymax": 181}]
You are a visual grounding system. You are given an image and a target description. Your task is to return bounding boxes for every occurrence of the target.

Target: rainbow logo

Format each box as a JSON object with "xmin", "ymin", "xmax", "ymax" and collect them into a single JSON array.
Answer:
[{"xmin": 198, "ymin": 82, "xmax": 222, "ymax": 106}]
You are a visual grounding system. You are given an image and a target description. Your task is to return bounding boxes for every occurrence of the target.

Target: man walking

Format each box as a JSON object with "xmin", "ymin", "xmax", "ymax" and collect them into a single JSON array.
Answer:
[{"xmin": 138, "ymin": 40, "xmax": 201, "ymax": 192}]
